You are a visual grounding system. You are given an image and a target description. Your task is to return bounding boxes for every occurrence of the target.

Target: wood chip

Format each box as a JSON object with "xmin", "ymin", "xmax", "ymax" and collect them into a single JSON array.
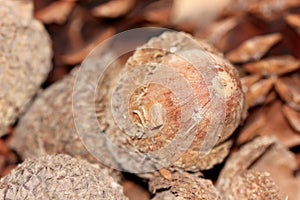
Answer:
[
  {"xmin": 159, "ymin": 168, "xmax": 172, "ymax": 181},
  {"xmin": 226, "ymin": 33, "xmax": 282, "ymax": 63},
  {"xmin": 144, "ymin": 1, "xmax": 172, "ymax": 26},
  {"xmin": 247, "ymin": 0, "xmax": 300, "ymax": 21},
  {"xmin": 172, "ymin": 0, "xmax": 231, "ymax": 28},
  {"xmin": 61, "ymin": 28, "xmax": 115, "ymax": 65},
  {"xmin": 222, "ymin": 0, "xmax": 260, "ymax": 16},
  {"xmin": 67, "ymin": 7, "xmax": 85, "ymax": 50},
  {"xmin": 285, "ymin": 13, "xmax": 300, "ymax": 36},
  {"xmin": 35, "ymin": 1, "xmax": 76, "ymax": 24},
  {"xmin": 244, "ymin": 55, "xmax": 300, "ymax": 76},
  {"xmin": 240, "ymin": 74, "xmax": 261, "ymax": 92},
  {"xmin": 282, "ymin": 105, "xmax": 300, "ymax": 132},
  {"xmin": 237, "ymin": 101, "xmax": 300, "ymax": 147},
  {"xmin": 237, "ymin": 109, "xmax": 266, "ymax": 144},
  {"xmin": 245, "ymin": 77, "xmax": 276, "ymax": 108},
  {"xmin": 198, "ymin": 17, "xmax": 239, "ymax": 47},
  {"xmin": 273, "ymin": 102, "xmax": 300, "ymax": 147},
  {"xmin": 275, "ymin": 76, "xmax": 300, "ymax": 110},
  {"xmin": 264, "ymin": 90, "xmax": 277, "ymax": 104},
  {"xmin": 91, "ymin": 0, "xmax": 135, "ymax": 18},
  {"xmin": 219, "ymin": 136, "xmax": 276, "ymax": 181}
]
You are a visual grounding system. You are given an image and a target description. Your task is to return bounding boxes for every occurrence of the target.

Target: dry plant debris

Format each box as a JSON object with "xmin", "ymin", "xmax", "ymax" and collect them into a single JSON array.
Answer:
[
  {"xmin": 275, "ymin": 75, "xmax": 300, "ymax": 110},
  {"xmin": 150, "ymin": 172, "xmax": 220, "ymax": 200},
  {"xmin": 0, "ymin": 0, "xmax": 300, "ymax": 199},
  {"xmin": 0, "ymin": 0, "xmax": 52, "ymax": 136},
  {"xmin": 217, "ymin": 137, "xmax": 285, "ymax": 200},
  {"xmin": 246, "ymin": 0, "xmax": 300, "ymax": 21},
  {"xmin": 285, "ymin": 13, "xmax": 300, "ymax": 35},
  {"xmin": 224, "ymin": 0, "xmax": 300, "ymax": 20},
  {"xmin": 282, "ymin": 105, "xmax": 300, "ymax": 132},
  {"xmin": 61, "ymin": 28, "xmax": 116, "ymax": 65},
  {"xmin": 10, "ymin": 64, "xmax": 120, "ymax": 177},
  {"xmin": 237, "ymin": 101, "xmax": 300, "ymax": 147},
  {"xmin": 226, "ymin": 33, "xmax": 282, "ymax": 63},
  {"xmin": 244, "ymin": 77, "xmax": 276, "ymax": 108},
  {"xmin": 35, "ymin": 1, "xmax": 76, "ymax": 24},
  {"xmin": 91, "ymin": 0, "xmax": 136, "ymax": 18},
  {"xmin": 243, "ymin": 55, "xmax": 300, "ymax": 76},
  {"xmin": 172, "ymin": 0, "xmax": 231, "ymax": 28},
  {"xmin": 0, "ymin": 154, "xmax": 128, "ymax": 200}
]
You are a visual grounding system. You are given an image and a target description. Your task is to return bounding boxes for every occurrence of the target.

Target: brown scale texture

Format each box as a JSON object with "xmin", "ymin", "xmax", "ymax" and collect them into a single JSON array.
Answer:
[
  {"xmin": 0, "ymin": 154, "xmax": 128, "ymax": 200},
  {"xmin": 0, "ymin": 0, "xmax": 52, "ymax": 136},
  {"xmin": 10, "ymin": 63, "xmax": 120, "ymax": 177},
  {"xmin": 217, "ymin": 137, "xmax": 286, "ymax": 200},
  {"xmin": 11, "ymin": 70, "xmax": 85, "ymax": 159},
  {"xmin": 225, "ymin": 170, "xmax": 282, "ymax": 200}
]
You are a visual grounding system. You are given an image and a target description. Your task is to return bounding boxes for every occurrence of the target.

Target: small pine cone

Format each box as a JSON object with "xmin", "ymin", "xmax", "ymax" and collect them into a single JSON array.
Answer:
[{"xmin": 0, "ymin": 154, "xmax": 128, "ymax": 200}]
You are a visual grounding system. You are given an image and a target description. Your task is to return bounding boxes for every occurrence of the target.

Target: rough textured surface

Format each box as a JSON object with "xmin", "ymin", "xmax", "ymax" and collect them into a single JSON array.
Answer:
[
  {"xmin": 12, "ymin": 31, "xmax": 244, "ymax": 175},
  {"xmin": 151, "ymin": 191, "xmax": 180, "ymax": 200},
  {"xmin": 97, "ymin": 31, "xmax": 244, "ymax": 173},
  {"xmin": 149, "ymin": 172, "xmax": 221, "ymax": 200},
  {"xmin": 0, "ymin": 154, "xmax": 128, "ymax": 200},
  {"xmin": 226, "ymin": 170, "xmax": 282, "ymax": 200},
  {"xmin": 217, "ymin": 136, "xmax": 285, "ymax": 200},
  {"xmin": 251, "ymin": 138, "xmax": 300, "ymax": 200},
  {"xmin": 10, "ymin": 65, "xmax": 119, "ymax": 174},
  {"xmin": 0, "ymin": 0, "xmax": 52, "ymax": 136}
]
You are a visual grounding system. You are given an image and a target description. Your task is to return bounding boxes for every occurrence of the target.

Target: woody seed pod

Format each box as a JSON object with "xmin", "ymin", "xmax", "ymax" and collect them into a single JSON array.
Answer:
[
  {"xmin": 10, "ymin": 63, "xmax": 119, "ymax": 173},
  {"xmin": 0, "ymin": 154, "xmax": 128, "ymax": 200},
  {"xmin": 92, "ymin": 31, "xmax": 244, "ymax": 173},
  {"xmin": 0, "ymin": 0, "xmax": 52, "ymax": 136}
]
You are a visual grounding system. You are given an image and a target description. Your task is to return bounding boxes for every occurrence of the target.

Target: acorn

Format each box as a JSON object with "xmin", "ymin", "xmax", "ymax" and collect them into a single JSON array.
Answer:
[
  {"xmin": 0, "ymin": 154, "xmax": 128, "ymax": 200},
  {"xmin": 91, "ymin": 31, "xmax": 245, "ymax": 173},
  {"xmin": 0, "ymin": 0, "xmax": 52, "ymax": 136}
]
